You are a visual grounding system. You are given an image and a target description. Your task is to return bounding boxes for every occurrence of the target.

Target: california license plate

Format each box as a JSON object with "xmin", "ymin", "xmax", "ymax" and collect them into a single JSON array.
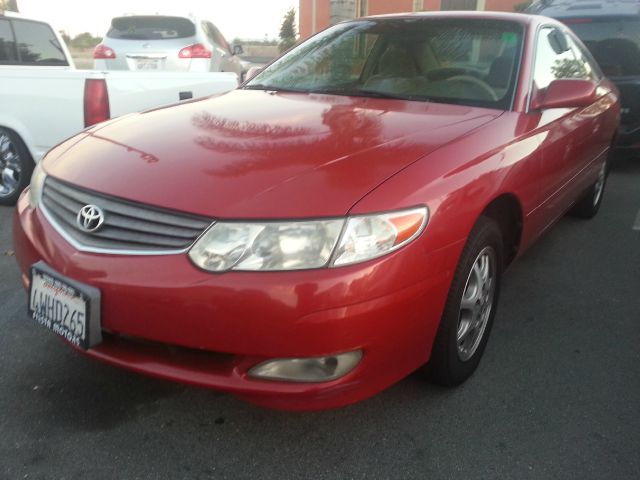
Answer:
[
  {"xmin": 28, "ymin": 262, "xmax": 101, "ymax": 350},
  {"xmin": 135, "ymin": 58, "xmax": 159, "ymax": 70}
]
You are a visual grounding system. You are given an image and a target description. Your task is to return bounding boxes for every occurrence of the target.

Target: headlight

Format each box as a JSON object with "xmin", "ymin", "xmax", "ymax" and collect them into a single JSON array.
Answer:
[
  {"xmin": 332, "ymin": 207, "xmax": 428, "ymax": 266},
  {"xmin": 188, "ymin": 206, "xmax": 428, "ymax": 272},
  {"xmin": 29, "ymin": 161, "xmax": 47, "ymax": 208},
  {"xmin": 189, "ymin": 219, "xmax": 344, "ymax": 272}
]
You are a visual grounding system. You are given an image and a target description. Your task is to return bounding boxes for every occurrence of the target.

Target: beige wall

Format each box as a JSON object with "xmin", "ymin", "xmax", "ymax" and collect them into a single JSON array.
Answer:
[{"xmin": 299, "ymin": 0, "xmax": 523, "ymax": 40}]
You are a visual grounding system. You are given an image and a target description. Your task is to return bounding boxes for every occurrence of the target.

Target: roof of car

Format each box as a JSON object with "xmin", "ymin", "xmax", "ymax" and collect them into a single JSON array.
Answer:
[
  {"xmin": 113, "ymin": 12, "xmax": 199, "ymax": 22},
  {"xmin": 527, "ymin": 0, "xmax": 640, "ymax": 18},
  {"xmin": 0, "ymin": 10, "xmax": 21, "ymax": 18},
  {"xmin": 0, "ymin": 10, "xmax": 53, "ymax": 23},
  {"xmin": 361, "ymin": 10, "xmax": 543, "ymax": 25}
]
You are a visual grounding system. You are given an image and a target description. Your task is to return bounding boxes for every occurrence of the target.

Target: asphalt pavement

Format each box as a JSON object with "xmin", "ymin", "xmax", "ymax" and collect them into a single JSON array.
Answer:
[{"xmin": 1, "ymin": 154, "xmax": 639, "ymax": 480}]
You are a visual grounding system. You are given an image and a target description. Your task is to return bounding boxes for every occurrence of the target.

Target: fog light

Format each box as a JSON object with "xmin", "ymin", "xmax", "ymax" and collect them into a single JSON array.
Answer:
[{"xmin": 248, "ymin": 350, "xmax": 363, "ymax": 383}]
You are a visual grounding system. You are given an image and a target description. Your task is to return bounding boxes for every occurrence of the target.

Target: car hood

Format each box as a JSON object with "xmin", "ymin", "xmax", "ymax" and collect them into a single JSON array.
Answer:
[{"xmin": 45, "ymin": 90, "xmax": 500, "ymax": 218}]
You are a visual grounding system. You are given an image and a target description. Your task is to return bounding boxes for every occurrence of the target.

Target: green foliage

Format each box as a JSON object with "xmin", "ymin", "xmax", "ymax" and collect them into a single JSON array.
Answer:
[
  {"xmin": 69, "ymin": 32, "xmax": 102, "ymax": 49},
  {"xmin": 279, "ymin": 8, "xmax": 297, "ymax": 53},
  {"xmin": 552, "ymin": 58, "xmax": 588, "ymax": 79},
  {"xmin": 59, "ymin": 31, "xmax": 72, "ymax": 46}
]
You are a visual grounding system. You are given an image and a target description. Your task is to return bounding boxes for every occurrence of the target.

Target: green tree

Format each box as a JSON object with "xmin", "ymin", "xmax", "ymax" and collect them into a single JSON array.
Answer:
[
  {"xmin": 70, "ymin": 32, "xmax": 102, "ymax": 49},
  {"xmin": 59, "ymin": 30, "xmax": 72, "ymax": 46},
  {"xmin": 551, "ymin": 58, "xmax": 588, "ymax": 80},
  {"xmin": 1, "ymin": 0, "xmax": 19, "ymax": 12},
  {"xmin": 279, "ymin": 8, "xmax": 297, "ymax": 53}
]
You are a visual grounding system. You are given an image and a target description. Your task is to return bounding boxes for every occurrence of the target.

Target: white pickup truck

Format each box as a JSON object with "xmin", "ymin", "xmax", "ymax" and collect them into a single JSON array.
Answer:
[{"xmin": 0, "ymin": 11, "xmax": 238, "ymax": 205}]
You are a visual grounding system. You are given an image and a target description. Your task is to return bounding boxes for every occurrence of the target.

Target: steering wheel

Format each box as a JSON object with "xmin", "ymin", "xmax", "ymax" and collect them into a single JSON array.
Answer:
[{"xmin": 446, "ymin": 75, "xmax": 498, "ymax": 102}]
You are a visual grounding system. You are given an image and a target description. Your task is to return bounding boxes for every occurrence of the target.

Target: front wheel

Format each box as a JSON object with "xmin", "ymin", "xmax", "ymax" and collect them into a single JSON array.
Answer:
[
  {"xmin": 426, "ymin": 216, "xmax": 504, "ymax": 386},
  {"xmin": 0, "ymin": 128, "xmax": 33, "ymax": 206}
]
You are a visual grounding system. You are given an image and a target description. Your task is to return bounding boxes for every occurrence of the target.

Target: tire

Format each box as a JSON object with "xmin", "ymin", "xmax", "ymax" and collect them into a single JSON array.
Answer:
[
  {"xmin": 0, "ymin": 128, "xmax": 34, "ymax": 206},
  {"xmin": 570, "ymin": 157, "xmax": 608, "ymax": 219},
  {"xmin": 426, "ymin": 216, "xmax": 504, "ymax": 386}
]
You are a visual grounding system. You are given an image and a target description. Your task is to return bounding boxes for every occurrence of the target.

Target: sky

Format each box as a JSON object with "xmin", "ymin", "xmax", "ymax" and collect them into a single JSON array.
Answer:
[{"xmin": 18, "ymin": 0, "xmax": 298, "ymax": 40}]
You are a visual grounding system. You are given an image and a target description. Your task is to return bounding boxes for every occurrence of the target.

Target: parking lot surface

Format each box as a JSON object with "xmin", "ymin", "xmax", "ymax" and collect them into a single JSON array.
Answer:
[{"xmin": 1, "ymin": 154, "xmax": 639, "ymax": 480}]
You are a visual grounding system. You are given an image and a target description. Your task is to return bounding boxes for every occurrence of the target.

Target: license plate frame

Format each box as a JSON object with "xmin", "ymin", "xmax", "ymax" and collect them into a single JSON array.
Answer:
[
  {"xmin": 135, "ymin": 58, "xmax": 160, "ymax": 70},
  {"xmin": 28, "ymin": 261, "xmax": 102, "ymax": 350}
]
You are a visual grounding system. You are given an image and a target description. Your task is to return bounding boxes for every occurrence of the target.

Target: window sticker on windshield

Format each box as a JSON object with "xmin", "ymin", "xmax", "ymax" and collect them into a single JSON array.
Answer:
[{"xmin": 502, "ymin": 32, "xmax": 518, "ymax": 46}]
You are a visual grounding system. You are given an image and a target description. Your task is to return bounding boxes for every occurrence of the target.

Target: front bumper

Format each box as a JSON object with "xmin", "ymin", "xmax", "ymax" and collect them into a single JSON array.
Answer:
[{"xmin": 14, "ymin": 192, "xmax": 461, "ymax": 410}]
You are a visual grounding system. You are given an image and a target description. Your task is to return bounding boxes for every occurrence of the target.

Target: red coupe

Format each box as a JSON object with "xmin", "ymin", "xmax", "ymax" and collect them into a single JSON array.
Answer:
[{"xmin": 14, "ymin": 12, "xmax": 619, "ymax": 410}]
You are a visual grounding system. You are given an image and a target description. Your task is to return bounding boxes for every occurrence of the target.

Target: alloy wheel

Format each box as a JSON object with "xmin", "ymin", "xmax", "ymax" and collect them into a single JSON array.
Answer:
[
  {"xmin": 592, "ymin": 162, "xmax": 607, "ymax": 207},
  {"xmin": 457, "ymin": 246, "xmax": 497, "ymax": 362},
  {"xmin": 0, "ymin": 132, "xmax": 22, "ymax": 199}
]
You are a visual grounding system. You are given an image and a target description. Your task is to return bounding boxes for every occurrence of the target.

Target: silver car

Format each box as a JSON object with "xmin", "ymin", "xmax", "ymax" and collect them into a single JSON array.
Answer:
[{"xmin": 94, "ymin": 15, "xmax": 244, "ymax": 79}]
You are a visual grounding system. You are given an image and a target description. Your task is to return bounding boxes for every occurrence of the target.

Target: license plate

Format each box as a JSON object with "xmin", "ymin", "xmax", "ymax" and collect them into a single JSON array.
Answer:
[
  {"xmin": 135, "ymin": 58, "xmax": 159, "ymax": 70},
  {"xmin": 28, "ymin": 262, "xmax": 101, "ymax": 350}
]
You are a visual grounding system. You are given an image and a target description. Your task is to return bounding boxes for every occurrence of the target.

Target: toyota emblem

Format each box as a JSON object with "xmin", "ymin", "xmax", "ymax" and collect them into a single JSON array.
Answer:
[{"xmin": 77, "ymin": 205, "xmax": 105, "ymax": 233}]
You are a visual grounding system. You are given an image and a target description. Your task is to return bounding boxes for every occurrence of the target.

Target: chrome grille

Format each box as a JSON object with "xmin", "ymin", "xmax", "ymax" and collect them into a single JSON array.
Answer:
[{"xmin": 41, "ymin": 176, "xmax": 212, "ymax": 254}]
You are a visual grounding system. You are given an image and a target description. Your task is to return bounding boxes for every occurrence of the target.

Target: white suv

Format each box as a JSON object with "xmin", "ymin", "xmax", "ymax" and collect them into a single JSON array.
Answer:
[{"xmin": 94, "ymin": 14, "xmax": 245, "ymax": 79}]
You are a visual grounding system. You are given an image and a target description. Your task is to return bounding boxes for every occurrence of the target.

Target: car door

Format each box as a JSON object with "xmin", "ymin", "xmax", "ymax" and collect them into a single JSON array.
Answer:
[
  {"xmin": 566, "ymin": 31, "xmax": 614, "ymax": 156},
  {"xmin": 206, "ymin": 22, "xmax": 241, "ymax": 76},
  {"xmin": 530, "ymin": 26, "xmax": 601, "ymax": 227},
  {"xmin": 200, "ymin": 22, "xmax": 222, "ymax": 72}
]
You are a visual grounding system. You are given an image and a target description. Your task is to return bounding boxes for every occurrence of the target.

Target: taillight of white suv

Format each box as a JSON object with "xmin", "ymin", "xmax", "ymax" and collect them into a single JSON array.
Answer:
[
  {"xmin": 178, "ymin": 43, "xmax": 212, "ymax": 59},
  {"xmin": 93, "ymin": 44, "xmax": 117, "ymax": 60}
]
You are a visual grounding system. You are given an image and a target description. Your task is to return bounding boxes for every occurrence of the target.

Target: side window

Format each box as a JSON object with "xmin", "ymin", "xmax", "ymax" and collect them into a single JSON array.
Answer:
[
  {"xmin": 567, "ymin": 34, "xmax": 602, "ymax": 82},
  {"xmin": 0, "ymin": 19, "xmax": 18, "ymax": 64},
  {"xmin": 200, "ymin": 21, "xmax": 210, "ymax": 40},
  {"xmin": 533, "ymin": 27, "xmax": 585, "ymax": 90},
  {"xmin": 201, "ymin": 22, "xmax": 216, "ymax": 47},
  {"xmin": 11, "ymin": 19, "xmax": 68, "ymax": 66},
  {"xmin": 208, "ymin": 23, "xmax": 230, "ymax": 54},
  {"xmin": 203, "ymin": 22, "xmax": 218, "ymax": 48}
]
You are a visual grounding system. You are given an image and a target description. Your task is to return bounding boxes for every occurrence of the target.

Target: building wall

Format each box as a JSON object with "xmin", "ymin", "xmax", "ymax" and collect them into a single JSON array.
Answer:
[
  {"xmin": 331, "ymin": 0, "xmax": 358, "ymax": 24},
  {"xmin": 367, "ymin": 0, "xmax": 415, "ymax": 16},
  {"xmin": 299, "ymin": 0, "xmax": 523, "ymax": 39},
  {"xmin": 484, "ymin": 0, "xmax": 522, "ymax": 11},
  {"xmin": 299, "ymin": 0, "xmax": 313, "ymax": 39},
  {"xmin": 299, "ymin": 0, "xmax": 332, "ymax": 39},
  {"xmin": 423, "ymin": 0, "xmax": 443, "ymax": 11}
]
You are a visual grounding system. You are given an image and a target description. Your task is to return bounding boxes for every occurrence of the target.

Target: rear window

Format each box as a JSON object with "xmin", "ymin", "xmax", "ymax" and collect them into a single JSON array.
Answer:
[
  {"xmin": 564, "ymin": 17, "xmax": 640, "ymax": 76},
  {"xmin": 0, "ymin": 19, "xmax": 68, "ymax": 66},
  {"xmin": 107, "ymin": 16, "xmax": 196, "ymax": 40},
  {"xmin": 0, "ymin": 19, "xmax": 18, "ymax": 63}
]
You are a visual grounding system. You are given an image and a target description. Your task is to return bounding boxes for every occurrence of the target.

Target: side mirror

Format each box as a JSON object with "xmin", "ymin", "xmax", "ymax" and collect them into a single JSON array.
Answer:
[
  {"xmin": 245, "ymin": 66, "xmax": 262, "ymax": 80},
  {"xmin": 232, "ymin": 44, "xmax": 244, "ymax": 56},
  {"xmin": 532, "ymin": 79, "xmax": 598, "ymax": 110}
]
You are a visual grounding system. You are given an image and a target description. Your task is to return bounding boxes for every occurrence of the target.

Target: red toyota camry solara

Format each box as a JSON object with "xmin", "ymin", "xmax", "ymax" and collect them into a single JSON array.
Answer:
[{"xmin": 14, "ymin": 12, "xmax": 619, "ymax": 410}]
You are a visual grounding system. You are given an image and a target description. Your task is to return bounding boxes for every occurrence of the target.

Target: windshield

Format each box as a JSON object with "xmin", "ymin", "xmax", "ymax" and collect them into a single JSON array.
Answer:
[
  {"xmin": 245, "ymin": 18, "xmax": 524, "ymax": 110},
  {"xmin": 107, "ymin": 16, "xmax": 196, "ymax": 40},
  {"xmin": 565, "ymin": 17, "xmax": 640, "ymax": 76}
]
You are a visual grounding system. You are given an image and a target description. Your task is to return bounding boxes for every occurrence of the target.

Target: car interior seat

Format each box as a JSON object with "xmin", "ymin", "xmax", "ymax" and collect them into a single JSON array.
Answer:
[{"xmin": 363, "ymin": 45, "xmax": 422, "ymax": 91}]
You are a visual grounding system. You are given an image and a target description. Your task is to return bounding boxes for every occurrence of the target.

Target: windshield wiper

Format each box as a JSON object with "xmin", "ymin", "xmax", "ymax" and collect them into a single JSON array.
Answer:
[
  {"xmin": 302, "ymin": 87, "xmax": 428, "ymax": 101},
  {"xmin": 242, "ymin": 84, "xmax": 312, "ymax": 93},
  {"xmin": 354, "ymin": 89, "xmax": 429, "ymax": 101},
  {"xmin": 242, "ymin": 85, "xmax": 429, "ymax": 102}
]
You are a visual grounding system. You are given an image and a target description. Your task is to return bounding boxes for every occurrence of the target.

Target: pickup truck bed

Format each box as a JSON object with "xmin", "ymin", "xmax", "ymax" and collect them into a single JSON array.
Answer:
[
  {"xmin": 0, "ymin": 11, "xmax": 238, "ymax": 205},
  {"xmin": 0, "ymin": 68, "xmax": 238, "ymax": 163}
]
